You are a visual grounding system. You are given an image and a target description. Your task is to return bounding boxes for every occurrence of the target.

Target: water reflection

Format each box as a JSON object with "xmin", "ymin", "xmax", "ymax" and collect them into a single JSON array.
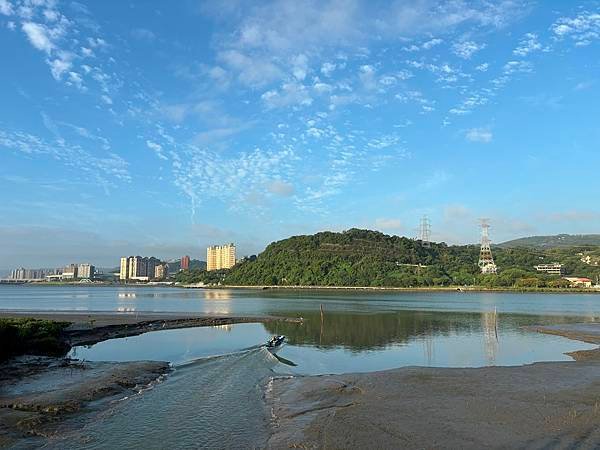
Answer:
[
  {"xmin": 203, "ymin": 290, "xmax": 232, "ymax": 300},
  {"xmin": 262, "ymin": 309, "xmax": 585, "ymax": 352},
  {"xmin": 481, "ymin": 310, "xmax": 499, "ymax": 365}
]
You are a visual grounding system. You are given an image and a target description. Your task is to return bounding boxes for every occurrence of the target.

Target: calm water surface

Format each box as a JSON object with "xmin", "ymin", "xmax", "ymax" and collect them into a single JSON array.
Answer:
[{"xmin": 3, "ymin": 285, "xmax": 600, "ymax": 448}]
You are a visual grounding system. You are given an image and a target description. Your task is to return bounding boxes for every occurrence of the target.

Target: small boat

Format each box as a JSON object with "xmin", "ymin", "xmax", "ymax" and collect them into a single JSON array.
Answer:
[{"xmin": 265, "ymin": 335, "xmax": 285, "ymax": 352}]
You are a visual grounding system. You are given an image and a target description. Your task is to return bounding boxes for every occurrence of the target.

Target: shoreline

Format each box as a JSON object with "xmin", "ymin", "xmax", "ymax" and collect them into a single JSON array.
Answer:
[
  {"xmin": 267, "ymin": 323, "xmax": 600, "ymax": 449},
  {"xmin": 0, "ymin": 310, "xmax": 303, "ymax": 348},
  {"xmin": 3, "ymin": 282, "xmax": 599, "ymax": 293},
  {"xmin": 189, "ymin": 284, "xmax": 600, "ymax": 294}
]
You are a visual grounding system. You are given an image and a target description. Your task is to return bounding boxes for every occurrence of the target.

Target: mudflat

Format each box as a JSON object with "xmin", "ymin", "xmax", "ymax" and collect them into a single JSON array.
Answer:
[
  {"xmin": 0, "ymin": 357, "xmax": 169, "ymax": 447},
  {"xmin": 268, "ymin": 323, "xmax": 600, "ymax": 449},
  {"xmin": 0, "ymin": 310, "xmax": 302, "ymax": 346}
]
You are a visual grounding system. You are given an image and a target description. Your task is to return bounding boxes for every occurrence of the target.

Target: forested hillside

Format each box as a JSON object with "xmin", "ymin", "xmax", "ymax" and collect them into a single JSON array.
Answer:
[
  {"xmin": 500, "ymin": 234, "xmax": 600, "ymax": 248},
  {"xmin": 175, "ymin": 229, "xmax": 600, "ymax": 288}
]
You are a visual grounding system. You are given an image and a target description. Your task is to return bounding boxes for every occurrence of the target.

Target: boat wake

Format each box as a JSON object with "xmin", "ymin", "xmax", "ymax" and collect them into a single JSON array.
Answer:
[{"xmin": 50, "ymin": 347, "xmax": 282, "ymax": 449}]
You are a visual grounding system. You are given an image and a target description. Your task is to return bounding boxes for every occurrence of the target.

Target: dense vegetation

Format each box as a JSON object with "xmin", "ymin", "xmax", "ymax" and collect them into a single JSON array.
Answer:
[
  {"xmin": 173, "ymin": 229, "xmax": 600, "ymax": 289},
  {"xmin": 0, "ymin": 318, "xmax": 70, "ymax": 361},
  {"xmin": 499, "ymin": 234, "xmax": 600, "ymax": 249}
]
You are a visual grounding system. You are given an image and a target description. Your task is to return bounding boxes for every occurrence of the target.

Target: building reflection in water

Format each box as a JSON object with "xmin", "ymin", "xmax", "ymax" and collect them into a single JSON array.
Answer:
[
  {"xmin": 204, "ymin": 290, "xmax": 232, "ymax": 300},
  {"xmin": 202, "ymin": 290, "xmax": 233, "ymax": 315},
  {"xmin": 423, "ymin": 334, "xmax": 434, "ymax": 366},
  {"xmin": 481, "ymin": 310, "xmax": 499, "ymax": 365},
  {"xmin": 118, "ymin": 292, "xmax": 137, "ymax": 299}
]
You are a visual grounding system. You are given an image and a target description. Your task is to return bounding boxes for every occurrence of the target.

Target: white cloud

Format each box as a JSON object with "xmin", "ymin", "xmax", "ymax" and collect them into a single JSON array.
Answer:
[
  {"xmin": 551, "ymin": 12, "xmax": 600, "ymax": 46},
  {"xmin": 403, "ymin": 37, "xmax": 443, "ymax": 52},
  {"xmin": 0, "ymin": 0, "xmax": 13, "ymax": 15},
  {"xmin": 267, "ymin": 180, "xmax": 295, "ymax": 196},
  {"xmin": 313, "ymin": 80, "xmax": 333, "ymax": 94},
  {"xmin": 146, "ymin": 140, "xmax": 168, "ymax": 161},
  {"xmin": 419, "ymin": 170, "xmax": 450, "ymax": 190},
  {"xmin": 67, "ymin": 71, "xmax": 84, "ymax": 90},
  {"xmin": 261, "ymin": 82, "xmax": 313, "ymax": 109},
  {"xmin": 358, "ymin": 64, "xmax": 377, "ymax": 90},
  {"xmin": 218, "ymin": 49, "xmax": 282, "ymax": 87},
  {"xmin": 48, "ymin": 55, "xmax": 72, "ymax": 80},
  {"xmin": 292, "ymin": 54, "xmax": 309, "ymax": 80},
  {"xmin": 0, "ymin": 127, "xmax": 130, "ymax": 188},
  {"xmin": 22, "ymin": 22, "xmax": 54, "ymax": 53},
  {"xmin": 503, "ymin": 60, "xmax": 533, "ymax": 75},
  {"xmin": 513, "ymin": 33, "xmax": 543, "ymax": 56},
  {"xmin": 475, "ymin": 62, "xmax": 489, "ymax": 71},
  {"xmin": 465, "ymin": 127, "xmax": 493, "ymax": 143},
  {"xmin": 422, "ymin": 38, "xmax": 443, "ymax": 49},
  {"xmin": 452, "ymin": 40, "xmax": 486, "ymax": 59},
  {"xmin": 321, "ymin": 62, "xmax": 336, "ymax": 77}
]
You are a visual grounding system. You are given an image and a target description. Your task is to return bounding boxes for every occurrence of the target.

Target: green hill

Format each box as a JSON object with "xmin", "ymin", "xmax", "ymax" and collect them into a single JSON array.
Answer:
[
  {"xmin": 499, "ymin": 234, "xmax": 600, "ymax": 249},
  {"xmin": 175, "ymin": 229, "xmax": 600, "ymax": 288},
  {"xmin": 222, "ymin": 229, "xmax": 600, "ymax": 288}
]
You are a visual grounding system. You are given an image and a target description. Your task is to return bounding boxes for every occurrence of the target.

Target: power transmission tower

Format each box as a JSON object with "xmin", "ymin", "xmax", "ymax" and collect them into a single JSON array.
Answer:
[
  {"xmin": 478, "ymin": 219, "xmax": 497, "ymax": 274},
  {"xmin": 418, "ymin": 215, "xmax": 431, "ymax": 248}
]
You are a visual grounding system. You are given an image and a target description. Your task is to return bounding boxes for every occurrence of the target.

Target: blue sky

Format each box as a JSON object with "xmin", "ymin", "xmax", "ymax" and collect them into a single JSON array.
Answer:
[{"xmin": 1, "ymin": 0, "xmax": 599, "ymax": 268}]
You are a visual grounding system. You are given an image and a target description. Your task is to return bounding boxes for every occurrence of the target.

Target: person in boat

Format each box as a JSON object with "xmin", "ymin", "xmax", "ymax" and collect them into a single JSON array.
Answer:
[{"xmin": 267, "ymin": 335, "xmax": 285, "ymax": 347}]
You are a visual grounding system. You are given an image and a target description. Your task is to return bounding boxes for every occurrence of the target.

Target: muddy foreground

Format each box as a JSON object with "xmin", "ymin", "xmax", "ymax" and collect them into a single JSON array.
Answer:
[
  {"xmin": 0, "ymin": 311, "xmax": 301, "ymax": 446},
  {"xmin": 268, "ymin": 324, "xmax": 600, "ymax": 449},
  {"xmin": 0, "ymin": 357, "xmax": 169, "ymax": 447}
]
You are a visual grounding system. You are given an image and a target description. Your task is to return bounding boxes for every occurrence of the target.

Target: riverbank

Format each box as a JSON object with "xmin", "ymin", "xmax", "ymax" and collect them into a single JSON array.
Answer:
[
  {"xmin": 0, "ymin": 310, "xmax": 303, "ymax": 348},
  {"xmin": 184, "ymin": 284, "xmax": 600, "ymax": 293},
  {"xmin": 268, "ymin": 323, "xmax": 600, "ymax": 449}
]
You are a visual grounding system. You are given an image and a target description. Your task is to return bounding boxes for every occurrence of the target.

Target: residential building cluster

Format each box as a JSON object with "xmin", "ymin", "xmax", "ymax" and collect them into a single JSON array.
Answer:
[
  {"xmin": 119, "ymin": 256, "xmax": 169, "ymax": 282},
  {"xmin": 10, "ymin": 267, "xmax": 60, "ymax": 280},
  {"xmin": 206, "ymin": 243, "xmax": 236, "ymax": 271},
  {"xmin": 9, "ymin": 264, "xmax": 95, "ymax": 281}
]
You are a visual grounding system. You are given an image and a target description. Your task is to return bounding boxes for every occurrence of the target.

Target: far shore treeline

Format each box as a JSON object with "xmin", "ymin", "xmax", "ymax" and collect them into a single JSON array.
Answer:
[{"xmin": 173, "ymin": 229, "xmax": 600, "ymax": 288}]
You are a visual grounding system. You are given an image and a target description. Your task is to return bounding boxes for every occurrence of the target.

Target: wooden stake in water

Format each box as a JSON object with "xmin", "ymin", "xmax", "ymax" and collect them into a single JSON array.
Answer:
[
  {"xmin": 494, "ymin": 306, "xmax": 499, "ymax": 342},
  {"xmin": 320, "ymin": 304, "xmax": 324, "ymax": 345}
]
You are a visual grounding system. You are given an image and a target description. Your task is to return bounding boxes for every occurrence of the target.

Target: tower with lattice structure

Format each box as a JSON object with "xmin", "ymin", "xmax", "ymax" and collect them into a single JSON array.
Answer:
[
  {"xmin": 478, "ymin": 219, "xmax": 497, "ymax": 274},
  {"xmin": 417, "ymin": 215, "xmax": 431, "ymax": 247}
]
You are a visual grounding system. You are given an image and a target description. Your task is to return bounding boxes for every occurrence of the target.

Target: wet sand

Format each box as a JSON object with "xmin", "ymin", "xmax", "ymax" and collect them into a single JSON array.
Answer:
[
  {"xmin": 268, "ymin": 323, "xmax": 600, "ymax": 449},
  {"xmin": 0, "ymin": 356, "xmax": 169, "ymax": 447}
]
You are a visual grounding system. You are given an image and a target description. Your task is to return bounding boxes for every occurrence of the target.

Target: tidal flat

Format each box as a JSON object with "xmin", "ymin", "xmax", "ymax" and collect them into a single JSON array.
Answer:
[{"xmin": 267, "ymin": 324, "xmax": 600, "ymax": 449}]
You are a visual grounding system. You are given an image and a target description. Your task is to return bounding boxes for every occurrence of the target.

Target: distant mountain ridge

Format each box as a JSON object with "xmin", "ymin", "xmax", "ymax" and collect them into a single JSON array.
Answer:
[{"xmin": 499, "ymin": 234, "xmax": 600, "ymax": 249}]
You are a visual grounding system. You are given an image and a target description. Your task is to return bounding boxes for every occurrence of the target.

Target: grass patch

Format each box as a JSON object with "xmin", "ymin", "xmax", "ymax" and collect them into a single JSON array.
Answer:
[{"xmin": 0, "ymin": 318, "xmax": 71, "ymax": 361}]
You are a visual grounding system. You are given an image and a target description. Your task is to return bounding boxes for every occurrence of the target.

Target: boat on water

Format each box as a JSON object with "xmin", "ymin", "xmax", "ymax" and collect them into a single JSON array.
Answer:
[{"xmin": 265, "ymin": 335, "xmax": 285, "ymax": 352}]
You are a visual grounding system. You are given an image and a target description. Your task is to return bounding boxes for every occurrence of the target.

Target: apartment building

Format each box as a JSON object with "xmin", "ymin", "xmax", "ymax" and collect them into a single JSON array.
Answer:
[{"xmin": 206, "ymin": 243, "xmax": 236, "ymax": 271}]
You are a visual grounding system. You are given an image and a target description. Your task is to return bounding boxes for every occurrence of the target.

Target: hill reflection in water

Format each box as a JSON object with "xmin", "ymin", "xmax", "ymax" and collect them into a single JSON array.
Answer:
[{"xmin": 263, "ymin": 309, "xmax": 587, "ymax": 352}]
